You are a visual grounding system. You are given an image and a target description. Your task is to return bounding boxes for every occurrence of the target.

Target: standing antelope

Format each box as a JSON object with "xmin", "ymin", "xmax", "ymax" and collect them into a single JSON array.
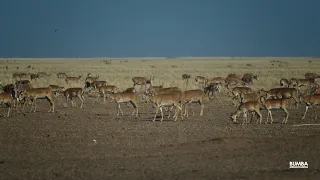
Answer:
[
  {"xmin": 55, "ymin": 88, "xmax": 85, "ymax": 108},
  {"xmin": 207, "ymin": 77, "xmax": 225, "ymax": 86},
  {"xmin": 92, "ymin": 81, "xmax": 107, "ymax": 89},
  {"xmin": 182, "ymin": 74, "xmax": 191, "ymax": 83},
  {"xmin": 262, "ymin": 88, "xmax": 299, "ymax": 109},
  {"xmin": 132, "ymin": 76, "xmax": 154, "ymax": 92},
  {"xmin": 195, "ymin": 76, "xmax": 208, "ymax": 88},
  {"xmin": 260, "ymin": 97, "xmax": 289, "ymax": 124},
  {"xmin": 241, "ymin": 73, "xmax": 258, "ymax": 85},
  {"xmin": 85, "ymin": 75, "xmax": 99, "ymax": 88},
  {"xmin": 280, "ymin": 78, "xmax": 289, "ymax": 87},
  {"xmin": 57, "ymin": 73, "xmax": 68, "ymax": 79},
  {"xmin": 48, "ymin": 85, "xmax": 64, "ymax": 93},
  {"xmin": 98, "ymin": 85, "xmax": 119, "ymax": 104},
  {"xmin": 108, "ymin": 92, "xmax": 139, "ymax": 117},
  {"xmin": 225, "ymin": 76, "xmax": 246, "ymax": 87},
  {"xmin": 231, "ymin": 101, "xmax": 262, "ymax": 125},
  {"xmin": 204, "ymin": 83, "xmax": 222, "ymax": 98},
  {"xmin": 19, "ymin": 88, "xmax": 55, "ymax": 113},
  {"xmin": 65, "ymin": 76, "xmax": 82, "ymax": 85},
  {"xmin": 305, "ymin": 73, "xmax": 320, "ymax": 80},
  {"xmin": 181, "ymin": 89, "xmax": 206, "ymax": 117},
  {"xmin": 0, "ymin": 92, "xmax": 14, "ymax": 117},
  {"xmin": 300, "ymin": 95, "xmax": 320, "ymax": 120}
]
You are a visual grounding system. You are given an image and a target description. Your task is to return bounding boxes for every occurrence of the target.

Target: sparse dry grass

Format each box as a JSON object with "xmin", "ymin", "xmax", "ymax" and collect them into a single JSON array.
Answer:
[{"xmin": 0, "ymin": 57, "xmax": 318, "ymax": 91}]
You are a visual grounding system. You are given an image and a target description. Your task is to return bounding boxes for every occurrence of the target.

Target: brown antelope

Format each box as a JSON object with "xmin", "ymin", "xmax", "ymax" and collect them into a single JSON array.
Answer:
[
  {"xmin": 132, "ymin": 76, "xmax": 154, "ymax": 92},
  {"xmin": 280, "ymin": 78, "xmax": 289, "ymax": 87},
  {"xmin": 240, "ymin": 92, "xmax": 261, "ymax": 104},
  {"xmin": 241, "ymin": 73, "xmax": 258, "ymax": 85},
  {"xmin": 204, "ymin": 83, "xmax": 222, "ymax": 98},
  {"xmin": 260, "ymin": 97, "xmax": 289, "ymax": 124},
  {"xmin": 182, "ymin": 74, "xmax": 191, "ymax": 83},
  {"xmin": 19, "ymin": 88, "xmax": 55, "ymax": 113},
  {"xmin": 0, "ymin": 92, "xmax": 14, "ymax": 117},
  {"xmin": 147, "ymin": 92, "xmax": 183, "ymax": 121},
  {"xmin": 195, "ymin": 76, "xmax": 208, "ymax": 88},
  {"xmin": 300, "ymin": 95, "xmax": 320, "ymax": 120},
  {"xmin": 231, "ymin": 101, "xmax": 262, "ymax": 125},
  {"xmin": 48, "ymin": 85, "xmax": 64, "ymax": 93},
  {"xmin": 92, "ymin": 81, "xmax": 107, "ymax": 89},
  {"xmin": 123, "ymin": 87, "xmax": 136, "ymax": 93},
  {"xmin": 65, "ymin": 76, "xmax": 82, "ymax": 84},
  {"xmin": 261, "ymin": 88, "xmax": 299, "ymax": 109},
  {"xmin": 85, "ymin": 75, "xmax": 99, "ymax": 88},
  {"xmin": 229, "ymin": 86, "xmax": 253, "ymax": 106},
  {"xmin": 55, "ymin": 88, "xmax": 85, "ymax": 108},
  {"xmin": 181, "ymin": 89, "xmax": 206, "ymax": 117},
  {"xmin": 305, "ymin": 73, "xmax": 320, "ymax": 80},
  {"xmin": 289, "ymin": 78, "xmax": 315, "ymax": 88},
  {"xmin": 108, "ymin": 92, "xmax": 139, "ymax": 117},
  {"xmin": 98, "ymin": 85, "xmax": 119, "ymax": 104},
  {"xmin": 57, "ymin": 72, "xmax": 68, "ymax": 79}
]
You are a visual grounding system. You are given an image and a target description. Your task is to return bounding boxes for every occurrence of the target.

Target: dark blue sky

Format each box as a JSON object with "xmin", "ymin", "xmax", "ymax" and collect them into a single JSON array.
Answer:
[{"xmin": 1, "ymin": 0, "xmax": 319, "ymax": 58}]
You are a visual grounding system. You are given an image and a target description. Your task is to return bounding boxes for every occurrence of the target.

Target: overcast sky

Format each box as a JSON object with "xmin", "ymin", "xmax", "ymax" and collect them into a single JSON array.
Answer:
[{"xmin": 0, "ymin": 0, "xmax": 319, "ymax": 58}]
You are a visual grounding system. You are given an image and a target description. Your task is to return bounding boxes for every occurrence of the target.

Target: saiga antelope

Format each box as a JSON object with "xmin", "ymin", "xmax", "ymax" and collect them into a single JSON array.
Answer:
[
  {"xmin": 0, "ymin": 92, "xmax": 14, "ymax": 117},
  {"xmin": 300, "ymin": 95, "xmax": 320, "ymax": 120},
  {"xmin": 65, "ymin": 76, "xmax": 82, "ymax": 84},
  {"xmin": 132, "ymin": 76, "xmax": 154, "ymax": 92},
  {"xmin": 181, "ymin": 89, "xmax": 206, "ymax": 117},
  {"xmin": 19, "ymin": 88, "xmax": 55, "ymax": 113},
  {"xmin": 260, "ymin": 97, "xmax": 289, "ymax": 124},
  {"xmin": 231, "ymin": 101, "xmax": 262, "ymax": 125},
  {"xmin": 55, "ymin": 88, "xmax": 85, "ymax": 108},
  {"xmin": 280, "ymin": 78, "xmax": 289, "ymax": 87},
  {"xmin": 108, "ymin": 92, "xmax": 139, "ymax": 117}
]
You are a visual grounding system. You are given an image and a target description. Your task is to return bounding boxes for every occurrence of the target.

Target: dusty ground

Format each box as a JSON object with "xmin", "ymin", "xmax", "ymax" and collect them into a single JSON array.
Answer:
[{"xmin": 0, "ymin": 94, "xmax": 320, "ymax": 180}]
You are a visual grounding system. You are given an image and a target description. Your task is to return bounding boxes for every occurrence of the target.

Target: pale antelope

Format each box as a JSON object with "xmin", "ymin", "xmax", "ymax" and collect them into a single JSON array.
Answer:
[
  {"xmin": 262, "ymin": 88, "xmax": 299, "ymax": 109},
  {"xmin": 147, "ymin": 92, "xmax": 183, "ymax": 121},
  {"xmin": 57, "ymin": 72, "xmax": 68, "ymax": 79},
  {"xmin": 207, "ymin": 77, "xmax": 225, "ymax": 85},
  {"xmin": 0, "ymin": 92, "xmax": 14, "ymax": 117},
  {"xmin": 65, "ymin": 76, "xmax": 82, "ymax": 84},
  {"xmin": 181, "ymin": 89, "xmax": 206, "ymax": 117},
  {"xmin": 195, "ymin": 76, "xmax": 208, "ymax": 88},
  {"xmin": 300, "ymin": 95, "xmax": 320, "ymax": 120},
  {"xmin": 19, "ymin": 88, "xmax": 55, "ymax": 113},
  {"xmin": 108, "ymin": 92, "xmax": 139, "ymax": 117},
  {"xmin": 260, "ymin": 97, "xmax": 289, "ymax": 124},
  {"xmin": 48, "ymin": 85, "xmax": 64, "ymax": 93},
  {"xmin": 85, "ymin": 75, "xmax": 100, "ymax": 88},
  {"xmin": 240, "ymin": 92, "xmax": 261, "ymax": 104},
  {"xmin": 132, "ymin": 76, "xmax": 154, "ymax": 92},
  {"xmin": 55, "ymin": 88, "xmax": 85, "ymax": 108},
  {"xmin": 98, "ymin": 85, "xmax": 119, "ymax": 104},
  {"xmin": 38, "ymin": 72, "xmax": 51, "ymax": 78},
  {"xmin": 92, "ymin": 81, "xmax": 107, "ymax": 89},
  {"xmin": 225, "ymin": 76, "xmax": 246, "ymax": 87},
  {"xmin": 12, "ymin": 73, "xmax": 29, "ymax": 81},
  {"xmin": 229, "ymin": 86, "xmax": 253, "ymax": 106},
  {"xmin": 280, "ymin": 78, "xmax": 289, "ymax": 87},
  {"xmin": 231, "ymin": 101, "xmax": 262, "ymax": 125}
]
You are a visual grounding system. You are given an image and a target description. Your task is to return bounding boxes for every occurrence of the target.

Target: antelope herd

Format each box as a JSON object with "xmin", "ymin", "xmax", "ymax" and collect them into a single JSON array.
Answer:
[{"xmin": 1, "ymin": 70, "xmax": 320, "ymax": 125}]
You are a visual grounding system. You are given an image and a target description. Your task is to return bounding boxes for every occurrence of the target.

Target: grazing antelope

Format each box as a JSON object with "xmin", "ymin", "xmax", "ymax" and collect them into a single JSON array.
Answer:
[
  {"xmin": 55, "ymin": 88, "xmax": 85, "ymax": 108},
  {"xmin": 92, "ymin": 81, "xmax": 107, "ymax": 89},
  {"xmin": 181, "ymin": 89, "xmax": 206, "ymax": 117},
  {"xmin": 280, "ymin": 78, "xmax": 289, "ymax": 87},
  {"xmin": 305, "ymin": 73, "xmax": 320, "ymax": 80},
  {"xmin": 65, "ymin": 76, "xmax": 82, "ymax": 84},
  {"xmin": 147, "ymin": 92, "xmax": 183, "ymax": 121},
  {"xmin": 195, "ymin": 76, "xmax": 208, "ymax": 88},
  {"xmin": 260, "ymin": 97, "xmax": 289, "ymax": 124},
  {"xmin": 19, "ymin": 88, "xmax": 55, "ymax": 113},
  {"xmin": 57, "ymin": 72, "xmax": 68, "ymax": 79},
  {"xmin": 300, "ymin": 95, "xmax": 320, "ymax": 120},
  {"xmin": 204, "ymin": 83, "xmax": 221, "ymax": 98},
  {"xmin": 0, "ymin": 92, "xmax": 14, "ymax": 117},
  {"xmin": 182, "ymin": 74, "xmax": 191, "ymax": 83},
  {"xmin": 108, "ymin": 92, "xmax": 139, "ymax": 117},
  {"xmin": 231, "ymin": 101, "xmax": 262, "ymax": 125},
  {"xmin": 132, "ymin": 76, "xmax": 154, "ymax": 92},
  {"xmin": 85, "ymin": 75, "xmax": 100, "ymax": 88}
]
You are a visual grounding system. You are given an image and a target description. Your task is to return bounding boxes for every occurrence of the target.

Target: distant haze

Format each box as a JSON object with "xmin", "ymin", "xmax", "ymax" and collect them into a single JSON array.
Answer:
[{"xmin": 1, "ymin": 0, "xmax": 319, "ymax": 58}]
